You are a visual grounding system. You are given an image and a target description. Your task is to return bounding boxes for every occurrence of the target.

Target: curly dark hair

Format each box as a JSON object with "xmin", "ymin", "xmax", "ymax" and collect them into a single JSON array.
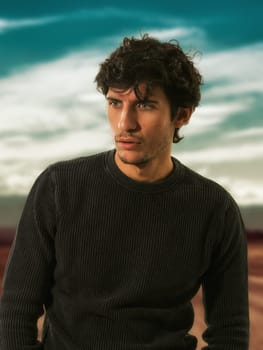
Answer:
[{"xmin": 95, "ymin": 34, "xmax": 203, "ymax": 142}]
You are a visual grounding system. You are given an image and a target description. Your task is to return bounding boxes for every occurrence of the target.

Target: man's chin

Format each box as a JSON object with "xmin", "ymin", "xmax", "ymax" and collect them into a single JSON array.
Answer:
[{"xmin": 116, "ymin": 151, "xmax": 148, "ymax": 166}]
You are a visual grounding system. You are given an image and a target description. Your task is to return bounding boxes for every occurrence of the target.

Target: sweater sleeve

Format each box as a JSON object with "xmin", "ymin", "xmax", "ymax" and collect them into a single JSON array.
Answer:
[
  {"xmin": 0, "ymin": 168, "xmax": 56, "ymax": 350},
  {"xmin": 201, "ymin": 199, "xmax": 249, "ymax": 350}
]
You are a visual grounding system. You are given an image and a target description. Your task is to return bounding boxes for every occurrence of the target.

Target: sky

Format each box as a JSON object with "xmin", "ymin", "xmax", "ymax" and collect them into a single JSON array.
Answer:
[{"xmin": 0, "ymin": 0, "xmax": 262, "ymax": 226}]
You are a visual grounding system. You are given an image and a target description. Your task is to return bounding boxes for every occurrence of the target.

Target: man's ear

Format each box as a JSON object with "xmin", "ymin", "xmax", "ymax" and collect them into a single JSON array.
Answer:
[{"xmin": 174, "ymin": 107, "xmax": 195, "ymax": 128}]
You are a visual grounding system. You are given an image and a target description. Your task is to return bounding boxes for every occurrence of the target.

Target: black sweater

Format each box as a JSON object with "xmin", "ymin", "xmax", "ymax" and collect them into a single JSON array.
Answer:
[{"xmin": 0, "ymin": 150, "xmax": 249, "ymax": 349}]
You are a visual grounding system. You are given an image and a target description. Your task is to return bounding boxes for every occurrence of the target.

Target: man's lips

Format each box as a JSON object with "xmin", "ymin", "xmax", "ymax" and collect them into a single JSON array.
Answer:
[
  {"xmin": 115, "ymin": 136, "xmax": 142, "ymax": 149},
  {"xmin": 116, "ymin": 138, "xmax": 141, "ymax": 144},
  {"xmin": 115, "ymin": 135, "xmax": 142, "ymax": 143}
]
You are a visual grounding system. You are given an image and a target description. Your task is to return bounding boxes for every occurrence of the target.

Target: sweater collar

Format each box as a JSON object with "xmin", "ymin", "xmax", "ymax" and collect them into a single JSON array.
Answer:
[{"xmin": 104, "ymin": 149, "xmax": 185, "ymax": 193}]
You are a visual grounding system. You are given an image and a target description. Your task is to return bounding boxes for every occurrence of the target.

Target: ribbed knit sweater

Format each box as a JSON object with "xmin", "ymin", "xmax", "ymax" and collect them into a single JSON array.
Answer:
[{"xmin": 0, "ymin": 150, "xmax": 249, "ymax": 350}]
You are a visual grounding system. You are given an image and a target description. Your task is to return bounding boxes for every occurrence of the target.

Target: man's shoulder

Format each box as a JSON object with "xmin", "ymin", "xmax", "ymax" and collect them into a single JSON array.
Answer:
[
  {"xmin": 42, "ymin": 151, "xmax": 110, "ymax": 187},
  {"xmin": 49, "ymin": 151, "xmax": 107, "ymax": 173},
  {"xmin": 183, "ymin": 164, "xmax": 222, "ymax": 188},
  {"xmin": 180, "ymin": 161, "xmax": 235, "ymax": 206}
]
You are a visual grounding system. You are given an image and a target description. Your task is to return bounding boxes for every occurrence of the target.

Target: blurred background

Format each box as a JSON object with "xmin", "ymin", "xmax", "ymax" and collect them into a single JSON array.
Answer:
[
  {"xmin": 0, "ymin": 0, "xmax": 262, "ymax": 348},
  {"xmin": 0, "ymin": 0, "xmax": 262, "ymax": 229}
]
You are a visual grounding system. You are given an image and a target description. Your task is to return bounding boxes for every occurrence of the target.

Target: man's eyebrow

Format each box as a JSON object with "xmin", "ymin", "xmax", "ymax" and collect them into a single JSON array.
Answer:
[
  {"xmin": 106, "ymin": 95, "xmax": 159, "ymax": 104},
  {"xmin": 138, "ymin": 98, "xmax": 158, "ymax": 104},
  {"xmin": 106, "ymin": 96, "xmax": 121, "ymax": 101}
]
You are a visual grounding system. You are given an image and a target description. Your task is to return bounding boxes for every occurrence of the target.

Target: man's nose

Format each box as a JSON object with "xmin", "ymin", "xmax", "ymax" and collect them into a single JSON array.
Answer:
[{"xmin": 118, "ymin": 107, "xmax": 138, "ymax": 131}]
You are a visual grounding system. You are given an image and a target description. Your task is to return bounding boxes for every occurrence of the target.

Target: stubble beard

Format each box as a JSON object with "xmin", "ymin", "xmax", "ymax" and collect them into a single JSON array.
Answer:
[
  {"xmin": 116, "ymin": 138, "xmax": 172, "ymax": 168},
  {"xmin": 116, "ymin": 151, "xmax": 150, "ymax": 167}
]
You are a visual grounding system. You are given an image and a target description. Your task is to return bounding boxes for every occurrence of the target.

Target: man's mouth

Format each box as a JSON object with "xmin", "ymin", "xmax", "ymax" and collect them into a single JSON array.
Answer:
[
  {"xmin": 115, "ymin": 137, "xmax": 142, "ymax": 149},
  {"xmin": 117, "ymin": 138, "xmax": 140, "ymax": 143}
]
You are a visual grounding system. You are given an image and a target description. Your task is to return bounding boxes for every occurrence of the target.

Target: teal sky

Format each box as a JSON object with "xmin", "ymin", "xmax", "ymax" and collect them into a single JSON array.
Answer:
[{"xmin": 0, "ymin": 1, "xmax": 263, "ymax": 216}]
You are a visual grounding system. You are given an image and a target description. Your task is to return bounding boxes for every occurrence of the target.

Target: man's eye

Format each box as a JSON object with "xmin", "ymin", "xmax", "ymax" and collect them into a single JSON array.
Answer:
[
  {"xmin": 108, "ymin": 100, "xmax": 121, "ymax": 107},
  {"xmin": 137, "ymin": 102, "xmax": 152, "ymax": 110}
]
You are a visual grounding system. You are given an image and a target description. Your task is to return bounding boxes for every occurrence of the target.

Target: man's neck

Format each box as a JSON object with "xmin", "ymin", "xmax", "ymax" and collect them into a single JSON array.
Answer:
[{"xmin": 114, "ymin": 152, "xmax": 174, "ymax": 183}]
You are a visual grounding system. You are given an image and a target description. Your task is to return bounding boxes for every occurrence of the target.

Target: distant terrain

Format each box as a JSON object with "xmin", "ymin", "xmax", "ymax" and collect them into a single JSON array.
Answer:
[{"xmin": 0, "ymin": 195, "xmax": 262, "ymax": 230}]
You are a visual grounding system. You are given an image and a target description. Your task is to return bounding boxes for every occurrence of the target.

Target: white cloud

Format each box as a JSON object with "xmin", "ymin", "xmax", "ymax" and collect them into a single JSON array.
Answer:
[
  {"xmin": 177, "ymin": 141, "xmax": 263, "ymax": 163},
  {"xmin": 225, "ymin": 127, "xmax": 263, "ymax": 139},
  {"xmin": 209, "ymin": 177, "xmax": 263, "ymax": 206},
  {"xmin": 0, "ymin": 8, "xmax": 189, "ymax": 35},
  {"xmin": 0, "ymin": 49, "xmax": 114, "ymax": 195},
  {"xmin": 0, "ymin": 50, "xmax": 105, "ymax": 134},
  {"xmin": 0, "ymin": 126, "xmax": 113, "ymax": 195},
  {"xmin": 0, "ymin": 8, "xmax": 137, "ymax": 33},
  {"xmin": 147, "ymin": 27, "xmax": 203, "ymax": 41},
  {"xmin": 0, "ymin": 15, "xmax": 66, "ymax": 32},
  {"xmin": 0, "ymin": 31, "xmax": 263, "ymax": 205},
  {"xmin": 178, "ymin": 161, "xmax": 263, "ymax": 206},
  {"xmin": 185, "ymin": 102, "xmax": 248, "ymax": 135},
  {"xmin": 201, "ymin": 43, "xmax": 263, "ymax": 97}
]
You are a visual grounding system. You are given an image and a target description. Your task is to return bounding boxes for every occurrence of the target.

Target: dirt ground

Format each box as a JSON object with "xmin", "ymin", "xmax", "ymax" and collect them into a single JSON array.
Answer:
[{"xmin": 191, "ymin": 238, "xmax": 263, "ymax": 349}]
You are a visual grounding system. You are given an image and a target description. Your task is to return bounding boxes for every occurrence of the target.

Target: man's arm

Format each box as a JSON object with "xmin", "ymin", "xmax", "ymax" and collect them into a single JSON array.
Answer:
[
  {"xmin": 0, "ymin": 168, "xmax": 56, "ymax": 350},
  {"xmin": 201, "ymin": 199, "xmax": 249, "ymax": 350}
]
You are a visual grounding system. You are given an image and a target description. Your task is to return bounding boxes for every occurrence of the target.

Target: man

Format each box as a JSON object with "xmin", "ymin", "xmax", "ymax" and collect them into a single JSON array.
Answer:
[{"xmin": 0, "ymin": 35, "xmax": 249, "ymax": 349}]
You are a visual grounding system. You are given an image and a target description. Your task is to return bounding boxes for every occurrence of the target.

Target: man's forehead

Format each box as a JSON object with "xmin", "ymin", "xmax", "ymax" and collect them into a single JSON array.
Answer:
[
  {"xmin": 108, "ymin": 87, "xmax": 134, "ymax": 96},
  {"xmin": 107, "ymin": 83, "xmax": 163, "ymax": 99}
]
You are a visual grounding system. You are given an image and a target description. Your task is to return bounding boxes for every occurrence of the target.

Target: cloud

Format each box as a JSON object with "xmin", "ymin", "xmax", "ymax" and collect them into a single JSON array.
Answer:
[
  {"xmin": 225, "ymin": 127, "xmax": 263, "ymax": 139},
  {"xmin": 0, "ymin": 50, "xmax": 105, "ymax": 133},
  {"xmin": 176, "ymin": 159, "xmax": 263, "ymax": 206},
  {"xmin": 185, "ymin": 102, "xmax": 248, "ymax": 135},
  {"xmin": 0, "ymin": 8, "xmax": 188, "ymax": 34},
  {"xmin": 229, "ymin": 180, "xmax": 263, "ymax": 206},
  {"xmin": 0, "ymin": 15, "xmax": 66, "ymax": 33},
  {"xmin": 146, "ymin": 27, "xmax": 204, "ymax": 41},
  {"xmin": 0, "ymin": 30, "xmax": 262, "ymax": 205},
  {"xmin": 0, "ymin": 50, "xmax": 112, "ymax": 194},
  {"xmin": 0, "ymin": 9, "xmax": 125, "ymax": 33},
  {"xmin": 177, "ymin": 141, "xmax": 263, "ymax": 163},
  {"xmin": 208, "ymin": 176, "xmax": 263, "ymax": 206},
  {"xmin": 200, "ymin": 43, "xmax": 263, "ymax": 97}
]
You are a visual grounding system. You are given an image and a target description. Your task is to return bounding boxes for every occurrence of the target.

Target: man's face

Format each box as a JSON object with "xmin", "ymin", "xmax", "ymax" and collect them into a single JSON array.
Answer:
[{"xmin": 106, "ymin": 84, "xmax": 182, "ymax": 167}]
